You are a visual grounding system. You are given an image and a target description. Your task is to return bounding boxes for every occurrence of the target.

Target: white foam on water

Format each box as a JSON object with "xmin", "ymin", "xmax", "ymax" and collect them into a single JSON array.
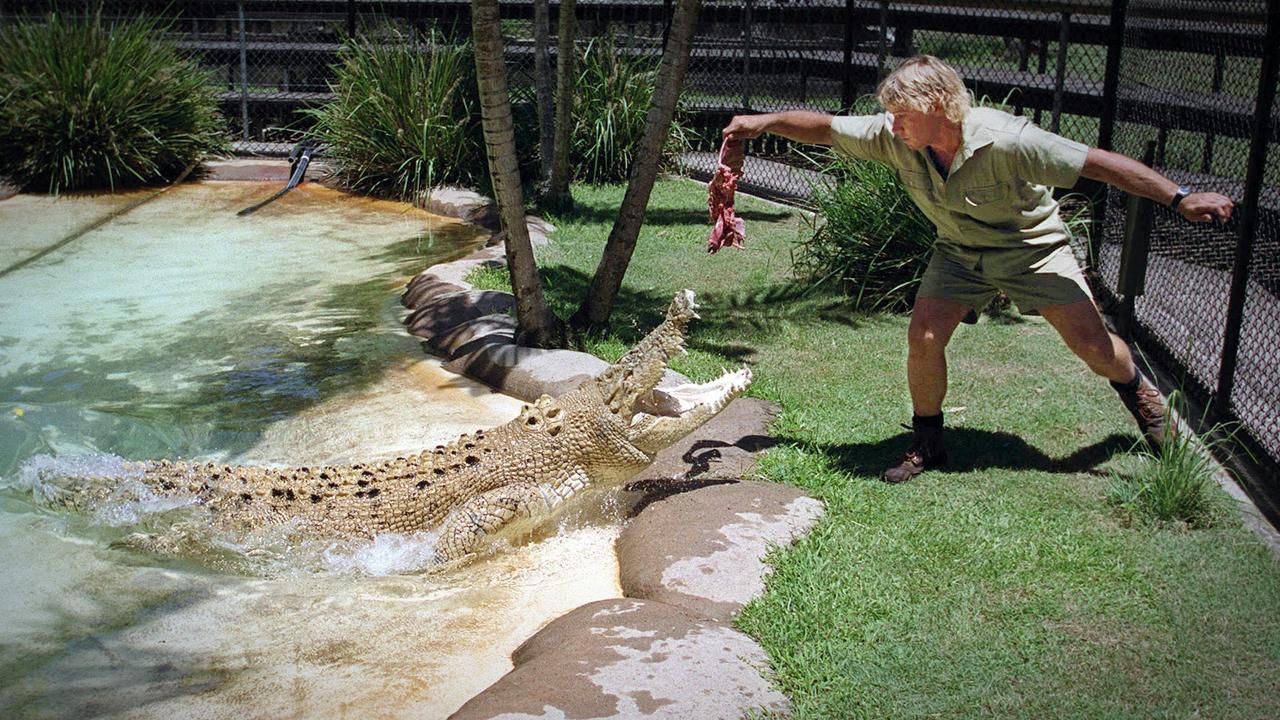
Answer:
[
  {"xmin": 321, "ymin": 530, "xmax": 442, "ymax": 576},
  {"xmin": 7, "ymin": 452, "xmax": 143, "ymax": 502},
  {"xmin": 90, "ymin": 484, "xmax": 200, "ymax": 527}
]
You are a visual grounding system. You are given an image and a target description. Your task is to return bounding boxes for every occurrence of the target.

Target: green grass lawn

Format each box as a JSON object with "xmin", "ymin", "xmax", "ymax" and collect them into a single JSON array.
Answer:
[{"xmin": 476, "ymin": 178, "xmax": 1280, "ymax": 718}]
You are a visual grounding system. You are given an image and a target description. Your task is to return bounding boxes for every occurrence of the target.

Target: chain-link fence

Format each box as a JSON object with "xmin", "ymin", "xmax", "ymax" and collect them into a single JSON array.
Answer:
[
  {"xmin": 2, "ymin": 0, "xmax": 1277, "ymax": 511},
  {"xmin": 1096, "ymin": 0, "xmax": 1278, "ymax": 518}
]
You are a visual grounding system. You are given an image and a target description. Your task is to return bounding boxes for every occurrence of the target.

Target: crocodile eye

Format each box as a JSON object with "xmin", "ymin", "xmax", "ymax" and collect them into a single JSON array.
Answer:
[
  {"xmin": 545, "ymin": 407, "xmax": 562, "ymax": 420},
  {"xmin": 526, "ymin": 415, "xmax": 541, "ymax": 427}
]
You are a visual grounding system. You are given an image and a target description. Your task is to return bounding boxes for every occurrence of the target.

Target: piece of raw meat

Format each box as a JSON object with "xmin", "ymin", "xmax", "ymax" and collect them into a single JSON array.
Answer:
[{"xmin": 706, "ymin": 138, "xmax": 746, "ymax": 254}]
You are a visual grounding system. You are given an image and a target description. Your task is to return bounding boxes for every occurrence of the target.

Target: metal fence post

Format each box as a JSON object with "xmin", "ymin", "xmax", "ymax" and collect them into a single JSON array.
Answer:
[
  {"xmin": 1117, "ymin": 140, "xmax": 1157, "ymax": 339},
  {"xmin": 742, "ymin": 0, "xmax": 752, "ymax": 111},
  {"xmin": 1034, "ymin": 23, "xmax": 1049, "ymax": 126},
  {"xmin": 1213, "ymin": 0, "xmax": 1280, "ymax": 419},
  {"xmin": 877, "ymin": 0, "xmax": 889, "ymax": 80},
  {"xmin": 237, "ymin": 0, "xmax": 249, "ymax": 142},
  {"xmin": 842, "ymin": 0, "xmax": 855, "ymax": 111},
  {"xmin": 1093, "ymin": 0, "xmax": 1127, "ymax": 263},
  {"xmin": 1050, "ymin": 11, "xmax": 1070, "ymax": 134},
  {"xmin": 1201, "ymin": 50, "xmax": 1226, "ymax": 173}
]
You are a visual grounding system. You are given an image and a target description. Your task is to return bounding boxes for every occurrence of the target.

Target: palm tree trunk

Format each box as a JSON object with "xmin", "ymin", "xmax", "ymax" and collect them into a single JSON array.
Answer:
[
  {"xmin": 533, "ymin": 0, "xmax": 554, "ymax": 185},
  {"xmin": 546, "ymin": 0, "xmax": 576, "ymax": 207},
  {"xmin": 471, "ymin": 0, "xmax": 566, "ymax": 348},
  {"xmin": 570, "ymin": 0, "xmax": 701, "ymax": 332}
]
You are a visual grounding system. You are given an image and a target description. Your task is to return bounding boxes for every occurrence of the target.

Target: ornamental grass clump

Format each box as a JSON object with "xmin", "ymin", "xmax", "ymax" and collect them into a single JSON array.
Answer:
[
  {"xmin": 0, "ymin": 13, "xmax": 227, "ymax": 193},
  {"xmin": 794, "ymin": 155, "xmax": 935, "ymax": 312},
  {"xmin": 305, "ymin": 29, "xmax": 481, "ymax": 199},
  {"xmin": 570, "ymin": 36, "xmax": 689, "ymax": 184},
  {"xmin": 1106, "ymin": 392, "xmax": 1228, "ymax": 529}
]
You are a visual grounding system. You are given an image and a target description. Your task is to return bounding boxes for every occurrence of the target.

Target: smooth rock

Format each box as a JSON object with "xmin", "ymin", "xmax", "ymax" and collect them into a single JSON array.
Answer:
[
  {"xmin": 427, "ymin": 247, "xmax": 507, "ymax": 287},
  {"xmin": 425, "ymin": 186, "xmax": 500, "ymax": 229},
  {"xmin": 426, "ymin": 313, "xmax": 518, "ymax": 359},
  {"xmin": 449, "ymin": 598, "xmax": 790, "ymax": 720},
  {"xmin": 405, "ymin": 289, "xmax": 515, "ymax": 339},
  {"xmin": 445, "ymin": 345, "xmax": 609, "ymax": 403},
  {"xmin": 617, "ymin": 481, "xmax": 824, "ymax": 622},
  {"xmin": 402, "ymin": 273, "xmax": 469, "ymax": 309},
  {"xmin": 633, "ymin": 396, "xmax": 780, "ymax": 484}
]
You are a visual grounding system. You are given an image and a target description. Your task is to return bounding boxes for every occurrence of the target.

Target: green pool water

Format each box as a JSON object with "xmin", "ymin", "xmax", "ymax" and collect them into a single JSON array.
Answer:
[
  {"xmin": 0, "ymin": 181, "xmax": 491, "ymax": 472},
  {"xmin": 0, "ymin": 180, "xmax": 621, "ymax": 718}
]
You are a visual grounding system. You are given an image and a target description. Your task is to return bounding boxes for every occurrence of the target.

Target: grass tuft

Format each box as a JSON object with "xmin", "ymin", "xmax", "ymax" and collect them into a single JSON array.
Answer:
[
  {"xmin": 1106, "ymin": 392, "xmax": 1230, "ymax": 528},
  {"xmin": 0, "ymin": 12, "xmax": 228, "ymax": 193}
]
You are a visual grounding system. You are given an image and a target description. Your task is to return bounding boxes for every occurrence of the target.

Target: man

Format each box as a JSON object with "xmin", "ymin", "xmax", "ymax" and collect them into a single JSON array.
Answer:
[{"xmin": 722, "ymin": 55, "xmax": 1234, "ymax": 483}]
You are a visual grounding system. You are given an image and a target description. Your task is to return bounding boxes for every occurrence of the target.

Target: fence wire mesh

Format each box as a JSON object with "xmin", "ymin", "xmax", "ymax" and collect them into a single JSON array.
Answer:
[
  {"xmin": 1, "ymin": 0, "xmax": 1277, "ymax": 488},
  {"xmin": 1098, "ymin": 0, "xmax": 1278, "ymax": 470}
]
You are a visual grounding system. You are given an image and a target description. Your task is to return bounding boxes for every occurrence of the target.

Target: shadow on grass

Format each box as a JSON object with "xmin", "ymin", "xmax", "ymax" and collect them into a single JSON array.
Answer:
[
  {"xmin": 814, "ymin": 428, "xmax": 1135, "ymax": 478},
  {"xmin": 538, "ymin": 265, "xmax": 874, "ymax": 358}
]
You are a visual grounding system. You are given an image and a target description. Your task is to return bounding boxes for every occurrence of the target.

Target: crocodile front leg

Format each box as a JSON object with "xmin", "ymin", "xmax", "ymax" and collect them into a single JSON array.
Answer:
[{"xmin": 433, "ymin": 480, "xmax": 569, "ymax": 565}]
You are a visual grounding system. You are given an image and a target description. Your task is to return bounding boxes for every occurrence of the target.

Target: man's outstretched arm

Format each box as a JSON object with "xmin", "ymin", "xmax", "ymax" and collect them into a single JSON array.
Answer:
[
  {"xmin": 1081, "ymin": 148, "xmax": 1234, "ymax": 224},
  {"xmin": 723, "ymin": 111, "xmax": 835, "ymax": 145}
]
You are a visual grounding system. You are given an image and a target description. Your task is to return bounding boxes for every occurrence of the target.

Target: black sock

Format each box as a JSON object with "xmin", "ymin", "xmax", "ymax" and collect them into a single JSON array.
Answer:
[
  {"xmin": 1110, "ymin": 370, "xmax": 1142, "ymax": 393},
  {"xmin": 912, "ymin": 412, "xmax": 944, "ymax": 429}
]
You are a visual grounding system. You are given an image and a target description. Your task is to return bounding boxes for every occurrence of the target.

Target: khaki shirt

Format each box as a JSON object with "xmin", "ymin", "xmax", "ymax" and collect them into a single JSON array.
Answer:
[{"xmin": 830, "ymin": 107, "xmax": 1089, "ymax": 264}]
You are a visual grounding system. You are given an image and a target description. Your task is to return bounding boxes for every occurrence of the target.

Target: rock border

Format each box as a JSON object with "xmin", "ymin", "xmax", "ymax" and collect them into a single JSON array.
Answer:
[{"xmin": 407, "ymin": 188, "xmax": 826, "ymax": 719}]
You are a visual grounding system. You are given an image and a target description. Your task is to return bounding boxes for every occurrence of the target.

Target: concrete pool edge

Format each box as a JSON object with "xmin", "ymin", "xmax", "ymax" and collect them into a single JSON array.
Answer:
[{"xmin": 405, "ymin": 186, "xmax": 825, "ymax": 719}]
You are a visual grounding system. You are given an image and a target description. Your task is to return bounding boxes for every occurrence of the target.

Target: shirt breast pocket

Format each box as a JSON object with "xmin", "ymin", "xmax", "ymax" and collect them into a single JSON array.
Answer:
[{"xmin": 962, "ymin": 182, "xmax": 1008, "ymax": 207}]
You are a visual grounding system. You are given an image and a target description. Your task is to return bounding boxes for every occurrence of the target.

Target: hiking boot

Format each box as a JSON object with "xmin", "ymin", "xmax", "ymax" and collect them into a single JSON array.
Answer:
[
  {"xmin": 882, "ymin": 423, "xmax": 947, "ymax": 484},
  {"xmin": 1112, "ymin": 372, "xmax": 1168, "ymax": 450}
]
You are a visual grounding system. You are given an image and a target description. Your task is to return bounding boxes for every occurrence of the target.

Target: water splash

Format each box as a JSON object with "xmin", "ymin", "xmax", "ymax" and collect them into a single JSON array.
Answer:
[
  {"xmin": 8, "ymin": 452, "xmax": 145, "ymax": 504},
  {"xmin": 321, "ymin": 531, "xmax": 443, "ymax": 576}
]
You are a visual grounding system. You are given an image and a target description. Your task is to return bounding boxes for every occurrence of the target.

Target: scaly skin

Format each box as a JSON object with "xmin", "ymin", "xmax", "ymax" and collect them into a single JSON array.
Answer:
[{"xmin": 50, "ymin": 290, "xmax": 752, "ymax": 565}]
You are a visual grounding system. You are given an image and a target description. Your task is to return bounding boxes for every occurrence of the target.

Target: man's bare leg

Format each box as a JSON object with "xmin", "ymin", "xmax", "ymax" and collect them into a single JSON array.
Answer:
[
  {"xmin": 1037, "ymin": 300, "xmax": 1135, "ymax": 382},
  {"xmin": 1038, "ymin": 300, "xmax": 1167, "ymax": 447},
  {"xmin": 885, "ymin": 296, "xmax": 973, "ymax": 483},
  {"xmin": 907, "ymin": 296, "xmax": 974, "ymax": 415}
]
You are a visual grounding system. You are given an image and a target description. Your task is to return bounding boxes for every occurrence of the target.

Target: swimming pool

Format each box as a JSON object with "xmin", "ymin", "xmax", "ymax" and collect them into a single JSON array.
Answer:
[{"xmin": 0, "ymin": 180, "xmax": 621, "ymax": 717}]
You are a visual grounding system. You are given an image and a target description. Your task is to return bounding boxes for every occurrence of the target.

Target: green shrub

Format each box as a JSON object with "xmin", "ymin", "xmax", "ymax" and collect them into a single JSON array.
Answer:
[
  {"xmin": 305, "ymin": 28, "xmax": 482, "ymax": 199},
  {"xmin": 570, "ymin": 36, "xmax": 689, "ymax": 183},
  {"xmin": 793, "ymin": 154, "xmax": 935, "ymax": 312},
  {"xmin": 0, "ymin": 13, "xmax": 227, "ymax": 193},
  {"xmin": 1106, "ymin": 392, "xmax": 1228, "ymax": 528}
]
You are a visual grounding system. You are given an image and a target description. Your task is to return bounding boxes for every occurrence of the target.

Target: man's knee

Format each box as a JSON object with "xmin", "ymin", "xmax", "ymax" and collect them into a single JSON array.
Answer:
[
  {"xmin": 908, "ymin": 298, "xmax": 970, "ymax": 355},
  {"xmin": 907, "ymin": 317, "xmax": 952, "ymax": 355}
]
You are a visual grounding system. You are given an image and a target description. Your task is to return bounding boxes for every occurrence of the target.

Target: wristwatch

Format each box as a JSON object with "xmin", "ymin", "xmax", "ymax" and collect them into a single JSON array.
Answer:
[{"xmin": 1169, "ymin": 185, "xmax": 1191, "ymax": 209}]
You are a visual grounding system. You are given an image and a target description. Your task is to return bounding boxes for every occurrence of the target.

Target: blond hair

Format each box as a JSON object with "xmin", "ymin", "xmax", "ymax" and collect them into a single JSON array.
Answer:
[{"xmin": 876, "ymin": 55, "xmax": 970, "ymax": 124}]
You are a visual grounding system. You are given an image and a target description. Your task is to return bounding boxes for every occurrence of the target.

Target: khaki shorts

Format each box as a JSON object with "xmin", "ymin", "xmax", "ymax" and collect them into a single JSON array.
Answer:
[{"xmin": 917, "ymin": 242, "xmax": 1093, "ymax": 318}]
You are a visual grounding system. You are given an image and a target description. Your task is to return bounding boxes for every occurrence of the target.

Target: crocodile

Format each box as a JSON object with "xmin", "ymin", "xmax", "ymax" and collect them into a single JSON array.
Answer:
[{"xmin": 41, "ymin": 290, "xmax": 751, "ymax": 567}]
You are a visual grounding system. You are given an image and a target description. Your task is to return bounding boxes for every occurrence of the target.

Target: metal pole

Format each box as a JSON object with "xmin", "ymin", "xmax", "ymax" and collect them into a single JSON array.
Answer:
[
  {"xmin": 842, "ymin": 0, "xmax": 855, "ymax": 111},
  {"xmin": 742, "ymin": 0, "xmax": 753, "ymax": 111},
  {"xmin": 877, "ymin": 0, "xmax": 889, "ymax": 80},
  {"xmin": 238, "ymin": 0, "xmax": 249, "ymax": 142},
  {"xmin": 1034, "ymin": 25, "xmax": 1049, "ymax": 125},
  {"xmin": 1092, "ymin": 0, "xmax": 1127, "ymax": 263},
  {"xmin": 1202, "ymin": 50, "xmax": 1225, "ymax": 173},
  {"xmin": 1014, "ymin": 37, "xmax": 1031, "ymax": 116},
  {"xmin": 1096, "ymin": 0, "xmax": 1126, "ymax": 149},
  {"xmin": 1214, "ymin": 0, "xmax": 1280, "ymax": 418},
  {"xmin": 1117, "ymin": 140, "xmax": 1157, "ymax": 339},
  {"xmin": 1050, "ymin": 11, "xmax": 1070, "ymax": 133}
]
